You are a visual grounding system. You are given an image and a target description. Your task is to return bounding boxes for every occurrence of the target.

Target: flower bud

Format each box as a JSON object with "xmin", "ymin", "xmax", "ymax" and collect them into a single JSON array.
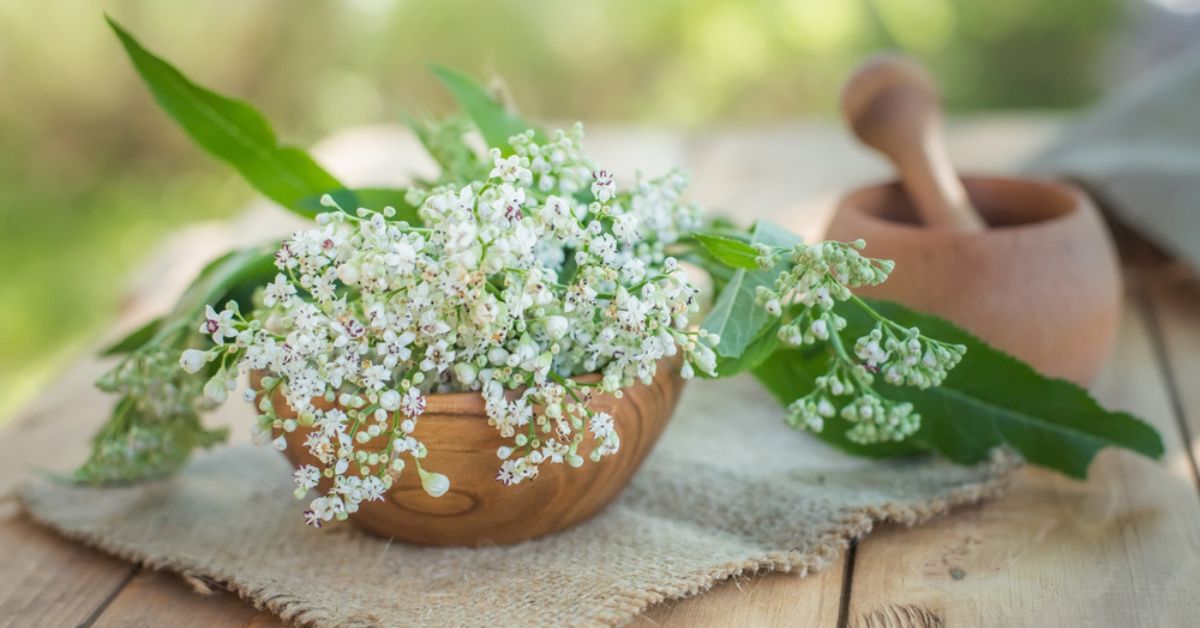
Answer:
[
  {"xmin": 379, "ymin": 390, "xmax": 401, "ymax": 412},
  {"xmin": 487, "ymin": 347, "xmax": 509, "ymax": 366},
  {"xmin": 180, "ymin": 349, "xmax": 210, "ymax": 374},
  {"xmin": 203, "ymin": 375, "xmax": 228, "ymax": 404},
  {"xmin": 336, "ymin": 263, "xmax": 360, "ymax": 285},
  {"xmin": 544, "ymin": 315, "xmax": 569, "ymax": 340},
  {"xmin": 453, "ymin": 362, "xmax": 478, "ymax": 386},
  {"xmin": 418, "ymin": 468, "xmax": 450, "ymax": 497}
]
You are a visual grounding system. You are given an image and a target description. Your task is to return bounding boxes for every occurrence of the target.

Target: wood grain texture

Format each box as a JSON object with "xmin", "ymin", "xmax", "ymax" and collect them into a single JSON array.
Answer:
[
  {"xmin": 92, "ymin": 570, "xmax": 282, "ymax": 628},
  {"xmin": 0, "ymin": 511, "xmax": 135, "ymax": 628},
  {"xmin": 637, "ymin": 566, "xmax": 846, "ymax": 627},
  {"xmin": 1144, "ymin": 272, "xmax": 1200, "ymax": 486},
  {"xmin": 826, "ymin": 177, "xmax": 1122, "ymax": 385},
  {"xmin": 843, "ymin": 298, "xmax": 1200, "ymax": 627},
  {"xmin": 270, "ymin": 357, "xmax": 686, "ymax": 546}
]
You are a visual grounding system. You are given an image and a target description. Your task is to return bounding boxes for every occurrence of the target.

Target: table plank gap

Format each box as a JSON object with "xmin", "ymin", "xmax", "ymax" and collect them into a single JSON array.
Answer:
[
  {"xmin": 78, "ymin": 568, "xmax": 140, "ymax": 628},
  {"xmin": 843, "ymin": 295, "xmax": 1200, "ymax": 628},
  {"xmin": 0, "ymin": 513, "xmax": 139, "ymax": 628},
  {"xmin": 836, "ymin": 539, "xmax": 859, "ymax": 628},
  {"xmin": 634, "ymin": 554, "xmax": 847, "ymax": 627},
  {"xmin": 1141, "ymin": 270, "xmax": 1200, "ymax": 498}
]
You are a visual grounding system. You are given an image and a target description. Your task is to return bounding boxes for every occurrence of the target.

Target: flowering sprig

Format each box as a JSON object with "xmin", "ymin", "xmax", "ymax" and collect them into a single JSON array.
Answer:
[
  {"xmin": 698, "ymin": 234, "xmax": 966, "ymax": 445},
  {"xmin": 175, "ymin": 125, "xmax": 716, "ymax": 526}
]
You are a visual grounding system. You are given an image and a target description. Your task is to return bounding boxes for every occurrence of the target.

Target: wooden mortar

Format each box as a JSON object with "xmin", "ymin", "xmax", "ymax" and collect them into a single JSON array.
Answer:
[
  {"xmin": 259, "ymin": 357, "xmax": 685, "ymax": 546},
  {"xmin": 829, "ymin": 54, "xmax": 1121, "ymax": 384},
  {"xmin": 826, "ymin": 177, "xmax": 1121, "ymax": 384}
]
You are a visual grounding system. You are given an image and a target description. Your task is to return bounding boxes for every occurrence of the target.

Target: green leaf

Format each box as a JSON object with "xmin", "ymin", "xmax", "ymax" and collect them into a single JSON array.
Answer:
[
  {"xmin": 76, "ymin": 394, "xmax": 228, "ymax": 484},
  {"xmin": 714, "ymin": 318, "xmax": 780, "ymax": 377},
  {"xmin": 846, "ymin": 299, "xmax": 1164, "ymax": 477},
  {"xmin": 752, "ymin": 344, "xmax": 925, "ymax": 458},
  {"xmin": 402, "ymin": 112, "xmax": 488, "ymax": 183},
  {"xmin": 107, "ymin": 16, "xmax": 343, "ymax": 213},
  {"xmin": 701, "ymin": 221, "xmax": 802, "ymax": 359},
  {"xmin": 163, "ymin": 245, "xmax": 278, "ymax": 327},
  {"xmin": 694, "ymin": 232, "xmax": 760, "ymax": 270},
  {"xmin": 430, "ymin": 65, "xmax": 545, "ymax": 153},
  {"xmin": 100, "ymin": 317, "xmax": 163, "ymax": 356},
  {"xmin": 295, "ymin": 188, "xmax": 423, "ymax": 224}
]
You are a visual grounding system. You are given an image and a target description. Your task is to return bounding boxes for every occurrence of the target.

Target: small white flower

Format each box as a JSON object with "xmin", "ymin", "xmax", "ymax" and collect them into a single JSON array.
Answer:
[
  {"xmin": 199, "ymin": 304, "xmax": 237, "ymax": 345},
  {"xmin": 612, "ymin": 213, "xmax": 639, "ymax": 243},
  {"xmin": 420, "ymin": 340, "xmax": 455, "ymax": 373},
  {"xmin": 293, "ymin": 464, "xmax": 321, "ymax": 490},
  {"xmin": 591, "ymin": 169, "xmax": 615, "ymax": 202},
  {"xmin": 263, "ymin": 273, "xmax": 297, "ymax": 308},
  {"xmin": 588, "ymin": 412, "xmax": 614, "ymax": 439},
  {"xmin": 400, "ymin": 387, "xmax": 427, "ymax": 418},
  {"xmin": 489, "ymin": 154, "xmax": 532, "ymax": 187},
  {"xmin": 360, "ymin": 363, "xmax": 390, "ymax": 391}
]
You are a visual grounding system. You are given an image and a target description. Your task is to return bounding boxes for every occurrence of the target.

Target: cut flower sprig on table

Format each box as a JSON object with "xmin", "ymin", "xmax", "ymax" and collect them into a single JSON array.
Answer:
[{"xmin": 81, "ymin": 17, "xmax": 1165, "ymax": 528}]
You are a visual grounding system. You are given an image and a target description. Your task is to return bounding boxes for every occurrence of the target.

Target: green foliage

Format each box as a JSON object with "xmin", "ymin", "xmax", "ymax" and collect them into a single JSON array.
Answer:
[
  {"xmin": 713, "ymin": 318, "xmax": 780, "ymax": 378},
  {"xmin": 100, "ymin": 317, "xmax": 163, "ymax": 357},
  {"xmin": 403, "ymin": 114, "xmax": 490, "ymax": 184},
  {"xmin": 430, "ymin": 65, "xmax": 545, "ymax": 154},
  {"xmin": 75, "ymin": 395, "xmax": 228, "ymax": 484},
  {"xmin": 106, "ymin": 16, "xmax": 343, "ymax": 214},
  {"xmin": 78, "ymin": 245, "xmax": 278, "ymax": 484},
  {"xmin": 754, "ymin": 299, "xmax": 1163, "ymax": 477},
  {"xmin": 163, "ymin": 245, "xmax": 278, "ymax": 327},
  {"xmin": 753, "ymin": 345, "xmax": 925, "ymax": 458},
  {"xmin": 701, "ymin": 221, "xmax": 801, "ymax": 360},
  {"xmin": 693, "ymin": 232, "xmax": 760, "ymax": 270},
  {"xmin": 851, "ymin": 300, "xmax": 1162, "ymax": 476}
]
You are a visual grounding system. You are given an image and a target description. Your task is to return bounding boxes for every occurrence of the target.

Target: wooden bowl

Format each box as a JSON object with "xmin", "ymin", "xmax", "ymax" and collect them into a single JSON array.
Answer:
[
  {"xmin": 263, "ymin": 357, "xmax": 685, "ymax": 546},
  {"xmin": 825, "ymin": 176, "xmax": 1121, "ymax": 385}
]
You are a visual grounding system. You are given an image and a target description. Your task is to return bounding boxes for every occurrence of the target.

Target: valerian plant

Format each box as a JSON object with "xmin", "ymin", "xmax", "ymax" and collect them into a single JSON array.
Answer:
[{"xmin": 81, "ymin": 17, "xmax": 1163, "ymax": 527}]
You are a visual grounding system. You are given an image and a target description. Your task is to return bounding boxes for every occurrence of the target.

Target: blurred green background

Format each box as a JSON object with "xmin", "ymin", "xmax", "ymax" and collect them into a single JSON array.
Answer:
[{"xmin": 0, "ymin": 0, "xmax": 1179, "ymax": 422}]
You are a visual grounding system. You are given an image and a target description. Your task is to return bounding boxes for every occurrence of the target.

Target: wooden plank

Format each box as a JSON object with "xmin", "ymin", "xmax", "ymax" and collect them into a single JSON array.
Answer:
[
  {"xmin": 843, "ymin": 297, "xmax": 1200, "ymax": 627},
  {"xmin": 1143, "ymin": 271, "xmax": 1200, "ymax": 486},
  {"xmin": 638, "ymin": 562, "xmax": 846, "ymax": 627},
  {"xmin": 0, "ymin": 510, "xmax": 135, "ymax": 628},
  {"xmin": 91, "ymin": 570, "xmax": 281, "ymax": 628}
]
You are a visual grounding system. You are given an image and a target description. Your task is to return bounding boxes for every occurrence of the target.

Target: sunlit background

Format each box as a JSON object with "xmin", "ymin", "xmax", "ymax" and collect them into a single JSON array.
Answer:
[{"xmin": 2, "ymin": 0, "xmax": 1198, "ymax": 422}]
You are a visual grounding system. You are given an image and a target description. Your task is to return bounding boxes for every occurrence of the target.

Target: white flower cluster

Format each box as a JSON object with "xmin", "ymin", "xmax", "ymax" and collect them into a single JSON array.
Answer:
[
  {"xmin": 754, "ymin": 239, "xmax": 965, "ymax": 444},
  {"xmin": 183, "ymin": 125, "xmax": 716, "ymax": 526}
]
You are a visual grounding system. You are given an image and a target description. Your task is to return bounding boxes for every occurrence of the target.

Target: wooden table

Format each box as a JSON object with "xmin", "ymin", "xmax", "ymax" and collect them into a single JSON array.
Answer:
[{"xmin": 3, "ymin": 120, "xmax": 1199, "ymax": 627}]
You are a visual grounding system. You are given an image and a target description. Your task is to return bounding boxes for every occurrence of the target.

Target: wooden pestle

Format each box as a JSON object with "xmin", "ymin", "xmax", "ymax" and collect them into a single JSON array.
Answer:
[{"xmin": 840, "ymin": 55, "xmax": 987, "ymax": 231}]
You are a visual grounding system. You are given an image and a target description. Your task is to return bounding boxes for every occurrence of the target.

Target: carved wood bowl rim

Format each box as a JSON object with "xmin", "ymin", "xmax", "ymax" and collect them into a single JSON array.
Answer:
[{"xmin": 256, "ymin": 355, "xmax": 686, "ymax": 545}]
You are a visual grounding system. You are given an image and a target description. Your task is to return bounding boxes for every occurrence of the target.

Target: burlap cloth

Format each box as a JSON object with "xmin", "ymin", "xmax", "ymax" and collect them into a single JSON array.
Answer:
[{"xmin": 19, "ymin": 376, "xmax": 1015, "ymax": 627}]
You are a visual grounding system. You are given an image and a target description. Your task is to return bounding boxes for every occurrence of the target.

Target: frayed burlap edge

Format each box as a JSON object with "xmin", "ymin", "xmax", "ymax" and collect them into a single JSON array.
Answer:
[{"xmin": 19, "ymin": 450, "xmax": 1019, "ymax": 627}]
